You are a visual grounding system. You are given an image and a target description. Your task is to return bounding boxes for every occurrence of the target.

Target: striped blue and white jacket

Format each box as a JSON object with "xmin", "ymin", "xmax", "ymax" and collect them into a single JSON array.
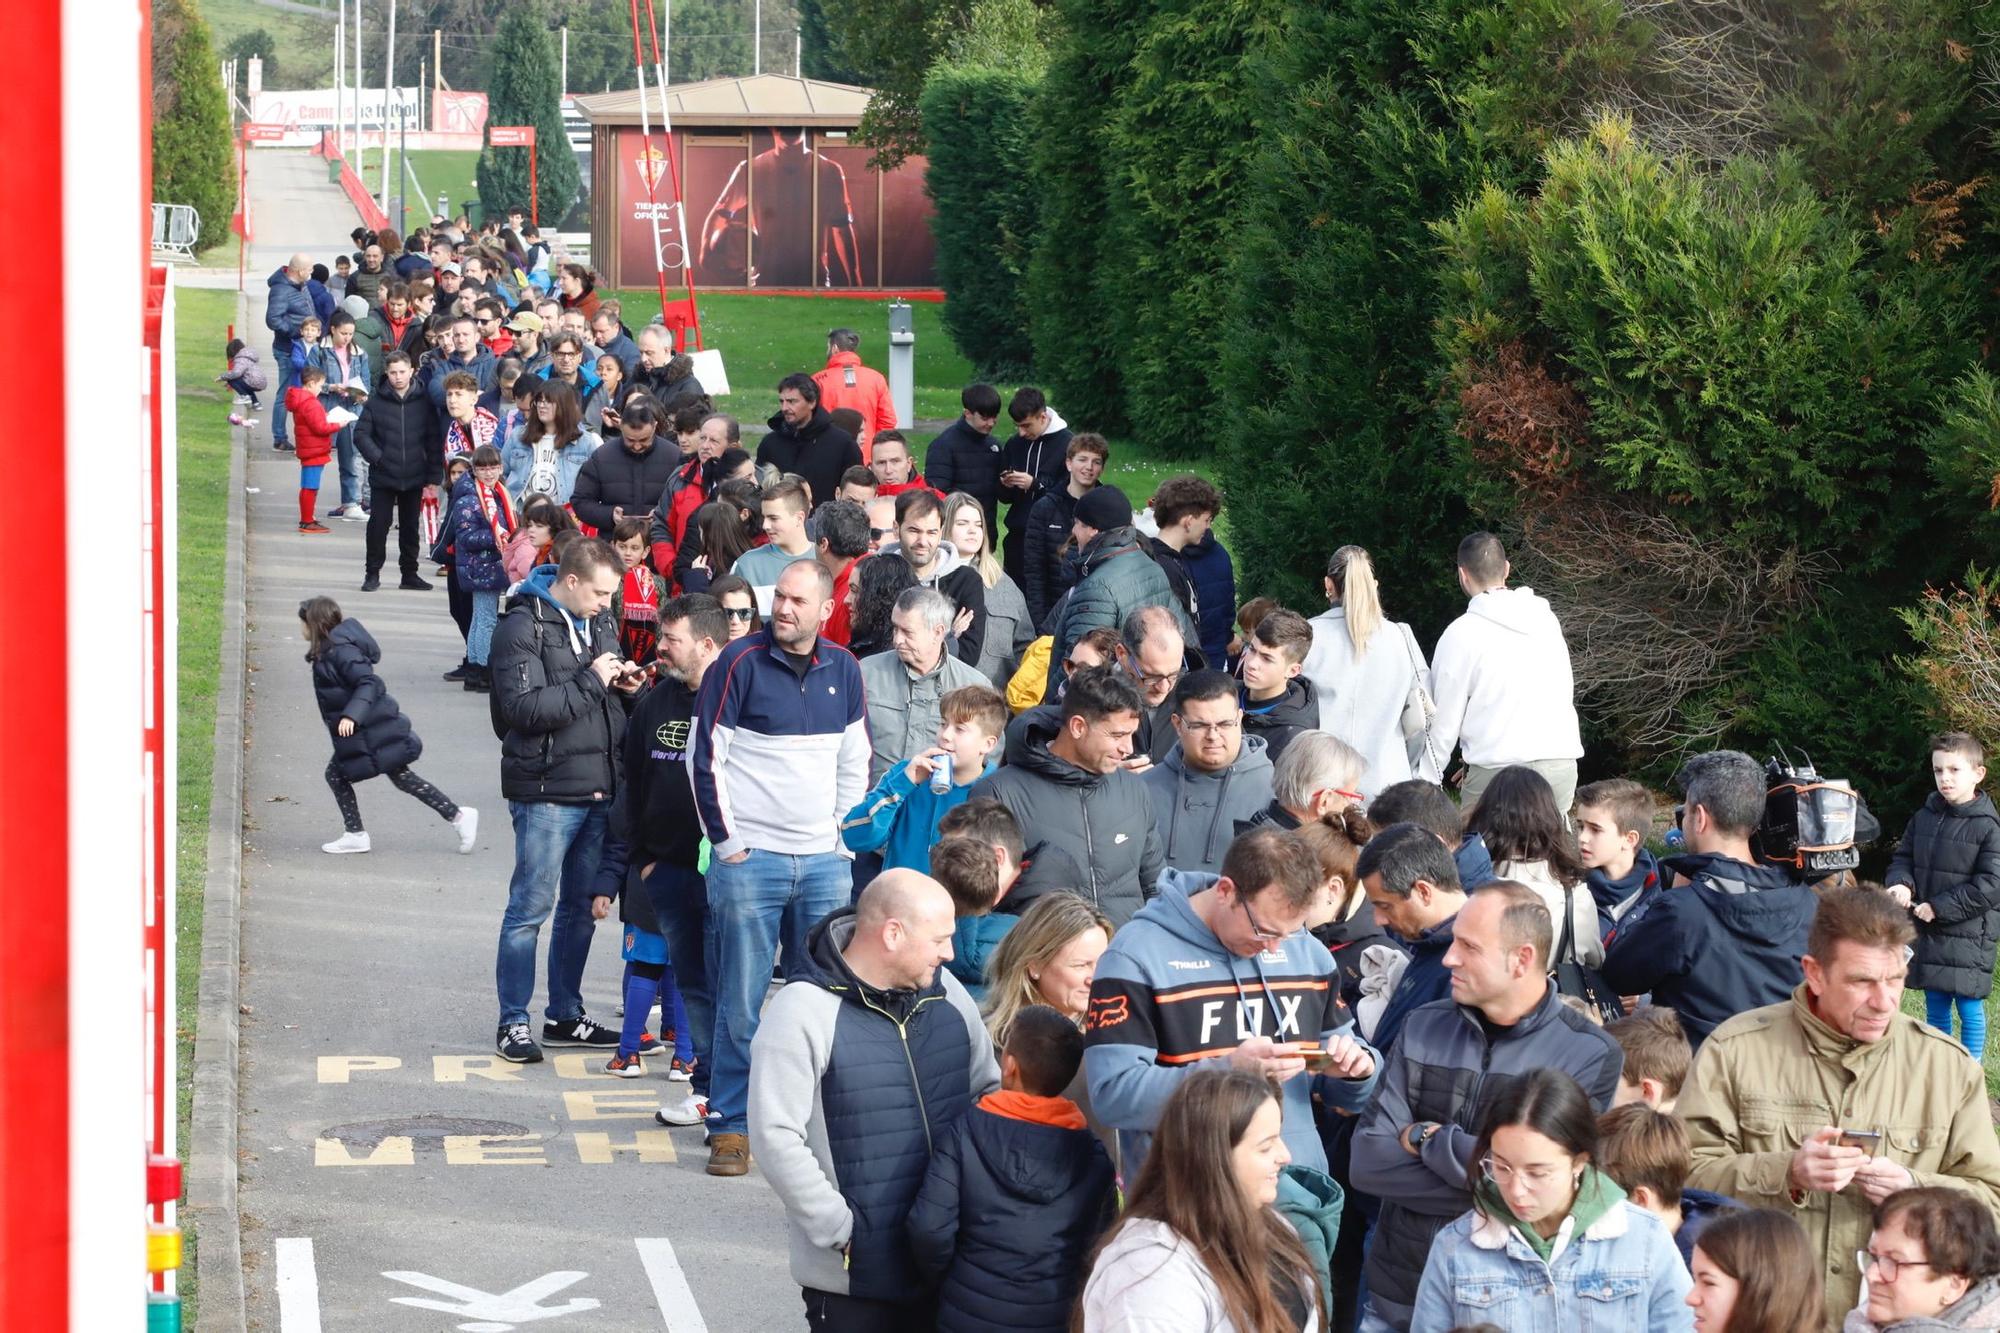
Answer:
[{"xmin": 691, "ymin": 631, "xmax": 871, "ymax": 859}]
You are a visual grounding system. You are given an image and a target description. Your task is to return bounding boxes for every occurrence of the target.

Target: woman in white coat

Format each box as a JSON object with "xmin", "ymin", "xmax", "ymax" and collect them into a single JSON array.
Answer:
[{"xmin": 1301, "ymin": 546, "xmax": 1438, "ymax": 796}]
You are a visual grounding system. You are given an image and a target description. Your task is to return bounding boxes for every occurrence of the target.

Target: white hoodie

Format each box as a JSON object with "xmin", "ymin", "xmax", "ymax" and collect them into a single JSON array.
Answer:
[{"xmin": 1427, "ymin": 586, "xmax": 1583, "ymax": 768}]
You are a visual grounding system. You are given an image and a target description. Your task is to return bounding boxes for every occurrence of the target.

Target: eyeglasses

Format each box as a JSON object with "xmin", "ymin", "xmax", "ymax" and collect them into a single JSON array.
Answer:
[
  {"xmin": 722, "ymin": 607, "xmax": 755, "ymax": 622},
  {"xmin": 1134, "ymin": 666, "xmax": 1184, "ymax": 689},
  {"xmin": 1238, "ymin": 895, "xmax": 1284, "ymax": 943},
  {"xmin": 869, "ymin": 527, "xmax": 895, "ymax": 540},
  {"xmin": 1860, "ymin": 1250, "xmax": 1937, "ymax": 1282},
  {"xmin": 1328, "ymin": 787, "xmax": 1364, "ymax": 803},
  {"xmin": 1180, "ymin": 718, "xmax": 1241, "ymax": 737},
  {"xmin": 1480, "ymin": 1158, "xmax": 1567, "ymax": 1189}
]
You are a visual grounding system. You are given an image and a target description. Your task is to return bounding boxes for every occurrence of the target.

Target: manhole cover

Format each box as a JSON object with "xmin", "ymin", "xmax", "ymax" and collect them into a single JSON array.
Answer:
[{"xmin": 320, "ymin": 1115, "xmax": 530, "ymax": 1146}]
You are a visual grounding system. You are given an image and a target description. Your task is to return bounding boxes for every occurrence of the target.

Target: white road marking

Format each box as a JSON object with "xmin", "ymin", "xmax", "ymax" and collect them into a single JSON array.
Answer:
[
  {"xmin": 635, "ymin": 1238, "xmax": 711, "ymax": 1332},
  {"xmin": 275, "ymin": 1238, "xmax": 323, "ymax": 1333},
  {"xmin": 381, "ymin": 1269, "xmax": 599, "ymax": 1325}
]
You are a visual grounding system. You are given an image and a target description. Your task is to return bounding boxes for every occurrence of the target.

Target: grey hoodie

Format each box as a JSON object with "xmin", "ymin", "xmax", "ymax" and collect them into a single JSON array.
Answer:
[{"xmin": 1140, "ymin": 734, "xmax": 1276, "ymax": 875}]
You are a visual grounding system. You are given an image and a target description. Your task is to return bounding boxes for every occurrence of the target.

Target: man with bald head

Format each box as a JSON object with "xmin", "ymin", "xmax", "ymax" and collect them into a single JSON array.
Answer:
[
  {"xmin": 752, "ymin": 869, "xmax": 999, "ymax": 1330},
  {"xmin": 695, "ymin": 557, "xmax": 872, "ymax": 1177},
  {"xmin": 264, "ymin": 251, "xmax": 317, "ymax": 450}
]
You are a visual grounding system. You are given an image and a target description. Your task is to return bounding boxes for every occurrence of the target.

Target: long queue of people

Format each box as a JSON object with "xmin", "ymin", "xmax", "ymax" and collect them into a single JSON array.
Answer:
[{"xmin": 269, "ymin": 226, "xmax": 2000, "ymax": 1333}]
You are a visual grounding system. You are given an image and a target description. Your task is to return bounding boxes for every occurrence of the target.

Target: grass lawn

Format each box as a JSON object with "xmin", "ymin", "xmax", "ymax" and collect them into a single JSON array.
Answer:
[
  {"xmin": 172, "ymin": 284, "xmax": 240, "ymax": 1317},
  {"xmin": 351, "ymin": 148, "xmax": 482, "ymax": 234},
  {"xmin": 201, "ymin": 0, "xmax": 337, "ymax": 88},
  {"xmin": 606, "ymin": 287, "xmax": 1221, "ymax": 515}
]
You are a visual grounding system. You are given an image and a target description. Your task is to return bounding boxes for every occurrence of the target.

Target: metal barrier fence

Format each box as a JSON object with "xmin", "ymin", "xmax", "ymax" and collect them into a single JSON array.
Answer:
[{"xmin": 150, "ymin": 203, "xmax": 200, "ymax": 260}]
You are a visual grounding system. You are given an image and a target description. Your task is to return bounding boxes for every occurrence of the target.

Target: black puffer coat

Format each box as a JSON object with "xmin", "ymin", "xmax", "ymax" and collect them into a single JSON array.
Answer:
[
  {"xmin": 1888, "ymin": 791, "xmax": 2000, "ymax": 998},
  {"xmin": 490, "ymin": 566, "xmax": 627, "ymax": 804},
  {"xmin": 353, "ymin": 382, "xmax": 443, "ymax": 490},
  {"xmin": 569, "ymin": 435, "xmax": 682, "ymax": 534},
  {"xmin": 311, "ymin": 620, "xmax": 421, "ymax": 781},
  {"xmin": 906, "ymin": 1100, "xmax": 1118, "ymax": 1332}
]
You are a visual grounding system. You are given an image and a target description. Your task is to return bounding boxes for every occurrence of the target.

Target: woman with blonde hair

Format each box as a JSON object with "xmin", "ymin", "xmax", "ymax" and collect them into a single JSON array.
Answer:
[
  {"xmin": 983, "ymin": 891, "xmax": 1113, "ymax": 1044},
  {"xmin": 944, "ymin": 491, "xmax": 1036, "ymax": 688},
  {"xmin": 1300, "ymin": 544, "xmax": 1437, "ymax": 795}
]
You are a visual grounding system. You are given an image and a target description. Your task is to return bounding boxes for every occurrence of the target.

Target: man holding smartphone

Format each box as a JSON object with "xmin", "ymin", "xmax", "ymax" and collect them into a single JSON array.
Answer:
[
  {"xmin": 1084, "ymin": 825, "xmax": 1381, "ymax": 1181},
  {"xmin": 1679, "ymin": 886, "xmax": 2000, "ymax": 1330}
]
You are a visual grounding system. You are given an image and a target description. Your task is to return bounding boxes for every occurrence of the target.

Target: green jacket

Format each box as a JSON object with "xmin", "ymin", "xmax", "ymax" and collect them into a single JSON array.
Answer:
[
  {"xmin": 1276, "ymin": 1163, "xmax": 1343, "ymax": 1326},
  {"xmin": 1044, "ymin": 525, "xmax": 1200, "ymax": 691},
  {"xmin": 1681, "ymin": 986, "xmax": 2000, "ymax": 1332}
]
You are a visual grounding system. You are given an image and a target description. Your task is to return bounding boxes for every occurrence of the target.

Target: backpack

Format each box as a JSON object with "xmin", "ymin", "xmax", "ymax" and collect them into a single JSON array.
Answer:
[{"xmin": 1756, "ymin": 749, "xmax": 1876, "ymax": 877}]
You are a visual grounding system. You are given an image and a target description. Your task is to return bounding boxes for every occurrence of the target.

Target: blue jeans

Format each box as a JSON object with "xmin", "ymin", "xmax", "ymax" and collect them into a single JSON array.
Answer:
[
  {"xmin": 332, "ymin": 421, "xmax": 364, "ymax": 507},
  {"xmin": 646, "ymin": 862, "xmax": 714, "ymax": 1098},
  {"xmin": 1926, "ymin": 988, "xmax": 1988, "ymax": 1059},
  {"xmin": 706, "ymin": 849, "xmax": 850, "ymax": 1135},
  {"xmin": 271, "ymin": 350, "xmax": 297, "ymax": 443},
  {"xmin": 496, "ymin": 800, "xmax": 606, "ymax": 1028},
  {"xmin": 469, "ymin": 590, "xmax": 501, "ymax": 665}
]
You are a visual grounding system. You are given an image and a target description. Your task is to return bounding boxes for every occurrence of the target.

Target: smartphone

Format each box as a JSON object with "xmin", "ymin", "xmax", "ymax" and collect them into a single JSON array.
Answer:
[
  {"xmin": 1294, "ymin": 1045, "xmax": 1340, "ymax": 1074},
  {"xmin": 1839, "ymin": 1129, "xmax": 1882, "ymax": 1154}
]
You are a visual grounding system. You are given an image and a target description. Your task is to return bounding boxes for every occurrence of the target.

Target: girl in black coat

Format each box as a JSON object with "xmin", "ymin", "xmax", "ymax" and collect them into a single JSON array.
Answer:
[{"xmin": 302, "ymin": 596, "xmax": 477, "ymax": 855}]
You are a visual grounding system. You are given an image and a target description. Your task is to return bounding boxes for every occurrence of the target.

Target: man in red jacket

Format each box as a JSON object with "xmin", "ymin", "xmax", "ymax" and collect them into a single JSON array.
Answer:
[{"xmin": 812, "ymin": 328, "xmax": 898, "ymax": 463}]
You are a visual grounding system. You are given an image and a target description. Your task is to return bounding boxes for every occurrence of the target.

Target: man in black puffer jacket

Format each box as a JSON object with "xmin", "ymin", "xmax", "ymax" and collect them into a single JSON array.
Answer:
[
  {"xmin": 924, "ymin": 384, "xmax": 1005, "ymax": 535},
  {"xmin": 354, "ymin": 351, "xmax": 444, "ymax": 591},
  {"xmin": 1886, "ymin": 730, "xmax": 2000, "ymax": 1031},
  {"xmin": 751, "ymin": 873, "xmax": 1000, "ymax": 1332},
  {"xmin": 757, "ymin": 373, "xmax": 862, "ymax": 510},
  {"xmin": 489, "ymin": 539, "xmax": 642, "ymax": 1066},
  {"xmin": 568, "ymin": 397, "xmax": 681, "ymax": 534}
]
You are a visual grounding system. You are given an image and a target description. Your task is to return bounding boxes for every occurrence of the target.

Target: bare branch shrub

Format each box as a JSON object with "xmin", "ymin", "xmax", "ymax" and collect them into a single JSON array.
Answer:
[
  {"xmin": 1899, "ymin": 572, "xmax": 2000, "ymax": 742},
  {"xmin": 1456, "ymin": 340, "xmax": 1832, "ymax": 751}
]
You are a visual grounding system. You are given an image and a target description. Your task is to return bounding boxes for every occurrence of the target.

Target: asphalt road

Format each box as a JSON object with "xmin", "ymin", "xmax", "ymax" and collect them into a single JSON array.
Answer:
[{"xmin": 232, "ymin": 152, "xmax": 797, "ymax": 1333}]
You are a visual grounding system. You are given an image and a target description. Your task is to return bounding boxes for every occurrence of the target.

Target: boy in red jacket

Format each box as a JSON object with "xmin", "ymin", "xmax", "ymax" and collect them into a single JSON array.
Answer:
[{"xmin": 287, "ymin": 364, "xmax": 339, "ymax": 532}]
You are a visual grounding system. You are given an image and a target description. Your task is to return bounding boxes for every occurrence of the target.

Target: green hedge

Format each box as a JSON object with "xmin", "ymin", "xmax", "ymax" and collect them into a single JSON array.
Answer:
[
  {"xmin": 920, "ymin": 64, "xmax": 1043, "ymax": 379},
  {"xmin": 153, "ymin": 0, "xmax": 236, "ymax": 253}
]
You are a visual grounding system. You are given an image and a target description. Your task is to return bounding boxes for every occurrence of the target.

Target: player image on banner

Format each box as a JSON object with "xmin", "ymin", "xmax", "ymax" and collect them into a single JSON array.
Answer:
[{"xmin": 695, "ymin": 129, "xmax": 862, "ymax": 288}]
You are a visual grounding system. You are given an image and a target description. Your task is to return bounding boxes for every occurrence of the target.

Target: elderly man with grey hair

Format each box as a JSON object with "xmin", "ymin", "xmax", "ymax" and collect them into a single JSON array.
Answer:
[
  {"xmin": 1237, "ymin": 730, "xmax": 1369, "ymax": 834},
  {"xmin": 859, "ymin": 585, "xmax": 989, "ymax": 788},
  {"xmin": 1600, "ymin": 749, "xmax": 1817, "ymax": 1047},
  {"xmin": 264, "ymin": 251, "xmax": 317, "ymax": 450}
]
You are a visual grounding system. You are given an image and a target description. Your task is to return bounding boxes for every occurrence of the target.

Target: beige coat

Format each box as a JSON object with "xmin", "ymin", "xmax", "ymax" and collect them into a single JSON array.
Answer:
[{"xmin": 1680, "ymin": 987, "xmax": 2000, "ymax": 1331}]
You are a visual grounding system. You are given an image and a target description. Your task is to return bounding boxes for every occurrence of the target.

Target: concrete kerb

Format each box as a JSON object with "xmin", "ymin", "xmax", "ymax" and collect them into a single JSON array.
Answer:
[{"xmin": 188, "ymin": 287, "xmax": 252, "ymax": 1332}]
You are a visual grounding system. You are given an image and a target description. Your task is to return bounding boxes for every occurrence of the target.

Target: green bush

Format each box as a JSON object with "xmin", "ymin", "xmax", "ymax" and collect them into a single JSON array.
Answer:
[
  {"xmin": 477, "ymin": 1, "xmax": 582, "ymax": 228},
  {"xmin": 1099, "ymin": 0, "xmax": 1285, "ymax": 448},
  {"xmin": 1023, "ymin": 0, "xmax": 1147, "ymax": 434},
  {"xmin": 153, "ymin": 0, "xmax": 236, "ymax": 253},
  {"xmin": 920, "ymin": 64, "xmax": 1043, "ymax": 379}
]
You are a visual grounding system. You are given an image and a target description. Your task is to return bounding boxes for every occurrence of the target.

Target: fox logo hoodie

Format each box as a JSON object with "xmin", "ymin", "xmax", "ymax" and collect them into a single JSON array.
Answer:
[{"xmin": 1083, "ymin": 869, "xmax": 1379, "ymax": 1177}]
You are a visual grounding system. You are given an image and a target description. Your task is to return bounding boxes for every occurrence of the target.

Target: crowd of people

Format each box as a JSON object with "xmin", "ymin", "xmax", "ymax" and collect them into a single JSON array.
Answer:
[{"xmin": 266, "ymin": 219, "xmax": 2000, "ymax": 1333}]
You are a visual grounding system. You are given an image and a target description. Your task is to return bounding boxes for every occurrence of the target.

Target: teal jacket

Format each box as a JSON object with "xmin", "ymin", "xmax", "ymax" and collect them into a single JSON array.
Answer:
[
  {"xmin": 1277, "ymin": 1165, "xmax": 1344, "ymax": 1327},
  {"xmin": 840, "ymin": 758, "xmax": 997, "ymax": 872},
  {"xmin": 947, "ymin": 912, "xmax": 1016, "ymax": 1001}
]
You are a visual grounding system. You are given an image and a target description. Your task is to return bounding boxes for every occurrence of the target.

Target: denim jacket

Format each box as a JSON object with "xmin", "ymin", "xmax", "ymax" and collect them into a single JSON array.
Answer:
[{"xmin": 1411, "ymin": 1193, "xmax": 1693, "ymax": 1333}]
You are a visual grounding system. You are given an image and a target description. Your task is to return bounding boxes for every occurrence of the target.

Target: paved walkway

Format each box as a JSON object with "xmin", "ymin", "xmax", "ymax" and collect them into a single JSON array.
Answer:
[{"xmin": 230, "ymin": 155, "xmax": 794, "ymax": 1332}]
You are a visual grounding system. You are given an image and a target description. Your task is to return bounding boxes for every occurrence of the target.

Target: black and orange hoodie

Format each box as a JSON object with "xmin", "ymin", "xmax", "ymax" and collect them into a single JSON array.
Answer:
[{"xmin": 1082, "ymin": 868, "xmax": 1380, "ymax": 1179}]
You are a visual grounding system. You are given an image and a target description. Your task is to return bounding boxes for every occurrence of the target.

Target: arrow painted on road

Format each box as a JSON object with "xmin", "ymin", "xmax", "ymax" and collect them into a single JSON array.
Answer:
[{"xmin": 381, "ymin": 1268, "xmax": 600, "ymax": 1329}]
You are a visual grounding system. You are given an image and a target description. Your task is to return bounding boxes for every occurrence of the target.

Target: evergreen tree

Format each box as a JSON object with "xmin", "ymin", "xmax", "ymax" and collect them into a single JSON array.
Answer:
[
  {"xmin": 153, "ymin": 0, "xmax": 237, "ymax": 253},
  {"xmin": 798, "ymin": 0, "xmax": 862, "ymax": 83},
  {"xmin": 478, "ymin": 0, "xmax": 583, "ymax": 226},
  {"xmin": 1023, "ymin": 0, "xmax": 1145, "ymax": 434}
]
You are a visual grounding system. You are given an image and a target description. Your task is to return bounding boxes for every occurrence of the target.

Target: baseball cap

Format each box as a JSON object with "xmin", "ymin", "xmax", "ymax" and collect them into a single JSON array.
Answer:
[{"xmin": 506, "ymin": 311, "xmax": 544, "ymax": 333}]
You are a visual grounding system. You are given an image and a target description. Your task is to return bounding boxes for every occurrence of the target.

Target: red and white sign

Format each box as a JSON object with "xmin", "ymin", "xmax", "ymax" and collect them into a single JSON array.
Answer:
[
  {"xmin": 242, "ymin": 122, "xmax": 287, "ymax": 143},
  {"xmin": 489, "ymin": 125, "xmax": 535, "ymax": 148},
  {"xmin": 250, "ymin": 85, "xmax": 422, "ymax": 130},
  {"xmin": 433, "ymin": 89, "xmax": 488, "ymax": 136}
]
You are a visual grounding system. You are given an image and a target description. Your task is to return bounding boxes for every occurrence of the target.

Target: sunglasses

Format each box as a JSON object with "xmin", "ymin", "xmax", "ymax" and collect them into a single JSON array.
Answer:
[
  {"xmin": 723, "ymin": 607, "xmax": 755, "ymax": 621},
  {"xmin": 869, "ymin": 527, "xmax": 895, "ymax": 540}
]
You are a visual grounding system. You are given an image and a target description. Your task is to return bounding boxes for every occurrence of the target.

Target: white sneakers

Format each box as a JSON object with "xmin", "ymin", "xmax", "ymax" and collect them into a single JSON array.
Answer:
[
  {"xmin": 454, "ymin": 807, "xmax": 479, "ymax": 854},
  {"xmin": 323, "ymin": 810, "xmax": 475, "ymax": 855},
  {"xmin": 654, "ymin": 1084, "xmax": 706, "ymax": 1127}
]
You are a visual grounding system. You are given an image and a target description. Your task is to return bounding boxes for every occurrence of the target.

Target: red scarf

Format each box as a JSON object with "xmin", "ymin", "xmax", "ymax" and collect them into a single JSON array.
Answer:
[
  {"xmin": 475, "ymin": 479, "xmax": 516, "ymax": 548},
  {"xmin": 622, "ymin": 565, "xmax": 659, "ymax": 623}
]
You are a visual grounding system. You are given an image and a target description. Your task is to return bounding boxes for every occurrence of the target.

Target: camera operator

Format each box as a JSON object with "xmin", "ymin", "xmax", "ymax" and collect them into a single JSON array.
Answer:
[{"xmin": 1598, "ymin": 750, "xmax": 1818, "ymax": 1047}]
